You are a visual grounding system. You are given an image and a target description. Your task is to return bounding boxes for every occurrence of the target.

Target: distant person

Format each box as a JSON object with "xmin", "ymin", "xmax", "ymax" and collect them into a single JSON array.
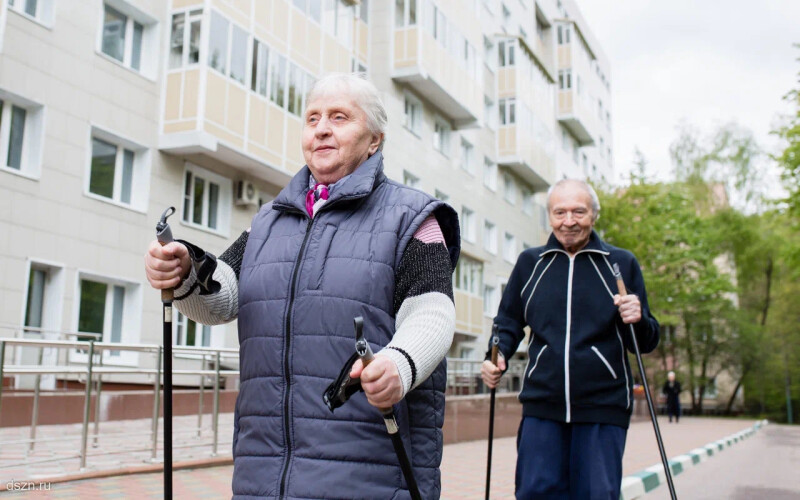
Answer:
[
  {"xmin": 481, "ymin": 179, "xmax": 660, "ymax": 500},
  {"xmin": 662, "ymin": 371, "xmax": 682, "ymax": 423}
]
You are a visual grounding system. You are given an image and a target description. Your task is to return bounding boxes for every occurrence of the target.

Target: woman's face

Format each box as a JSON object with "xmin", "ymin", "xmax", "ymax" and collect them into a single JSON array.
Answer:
[{"xmin": 302, "ymin": 91, "xmax": 382, "ymax": 185}]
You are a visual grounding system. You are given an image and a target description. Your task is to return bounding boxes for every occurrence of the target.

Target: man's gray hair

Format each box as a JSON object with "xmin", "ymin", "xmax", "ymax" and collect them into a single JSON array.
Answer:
[
  {"xmin": 546, "ymin": 179, "xmax": 601, "ymax": 221},
  {"xmin": 306, "ymin": 73, "xmax": 387, "ymax": 146}
]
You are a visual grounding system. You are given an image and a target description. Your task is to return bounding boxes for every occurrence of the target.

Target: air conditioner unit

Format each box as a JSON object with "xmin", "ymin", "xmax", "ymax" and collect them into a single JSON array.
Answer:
[{"xmin": 235, "ymin": 180, "xmax": 258, "ymax": 207}]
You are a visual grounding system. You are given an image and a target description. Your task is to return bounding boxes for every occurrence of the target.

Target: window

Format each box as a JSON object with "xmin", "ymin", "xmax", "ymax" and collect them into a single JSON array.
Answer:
[
  {"xmin": 182, "ymin": 164, "xmax": 232, "ymax": 234},
  {"xmin": 460, "ymin": 138, "xmax": 474, "ymax": 174},
  {"xmin": 395, "ymin": 0, "xmax": 417, "ymax": 27},
  {"xmin": 503, "ymin": 232, "xmax": 517, "ymax": 262},
  {"xmin": 8, "ymin": 0, "xmax": 54, "ymax": 25},
  {"xmin": 435, "ymin": 189, "xmax": 449, "ymax": 202},
  {"xmin": 483, "ymin": 157, "xmax": 497, "ymax": 191},
  {"xmin": 75, "ymin": 274, "xmax": 141, "ymax": 363},
  {"xmin": 98, "ymin": 2, "xmax": 158, "ymax": 76},
  {"xmin": 293, "ymin": 0, "xmax": 322, "ymax": 23},
  {"xmin": 599, "ymin": 136, "xmax": 605, "ymax": 158},
  {"xmin": 484, "ymin": 36, "xmax": 496, "ymax": 72},
  {"xmin": 269, "ymin": 52, "xmax": 288, "ymax": 107},
  {"xmin": 498, "ymin": 39, "xmax": 515, "ymax": 67},
  {"xmin": 208, "ymin": 11, "xmax": 248, "ymax": 85},
  {"xmin": 23, "ymin": 263, "xmax": 64, "ymax": 340},
  {"xmin": 287, "ymin": 63, "xmax": 312, "ymax": 116},
  {"xmin": 176, "ymin": 312, "xmax": 212, "ymax": 347},
  {"xmin": 358, "ymin": 0, "xmax": 369, "ymax": 23},
  {"xmin": 557, "ymin": 24, "xmax": 570, "ymax": 45},
  {"xmin": 251, "ymin": 39, "xmax": 270, "ymax": 96},
  {"xmin": 499, "ymin": 98, "xmax": 515, "ymax": 125},
  {"xmin": 521, "ymin": 188, "xmax": 533, "ymax": 215},
  {"xmin": 483, "ymin": 285, "xmax": 497, "ymax": 315},
  {"xmin": 1, "ymin": 92, "xmax": 44, "ymax": 178},
  {"xmin": 503, "ymin": 172, "xmax": 516, "ymax": 204},
  {"xmin": 558, "ymin": 70, "xmax": 571, "ymax": 90},
  {"xmin": 455, "ymin": 256, "xmax": 483, "ymax": 295},
  {"xmin": 484, "ymin": 97, "xmax": 497, "ymax": 131},
  {"xmin": 501, "ymin": 3, "xmax": 511, "ymax": 31},
  {"xmin": 461, "ymin": 206, "xmax": 476, "ymax": 243},
  {"xmin": 433, "ymin": 118, "xmax": 450, "ymax": 155},
  {"xmin": 323, "ymin": 0, "xmax": 354, "ymax": 48},
  {"xmin": 169, "ymin": 9, "xmax": 202, "ymax": 69},
  {"xmin": 404, "ymin": 94, "xmax": 421, "ymax": 136},
  {"xmin": 351, "ymin": 58, "xmax": 368, "ymax": 74},
  {"xmin": 403, "ymin": 170, "xmax": 420, "ymax": 188},
  {"xmin": 483, "ymin": 220, "xmax": 497, "ymax": 254},
  {"xmin": 86, "ymin": 129, "xmax": 149, "ymax": 210}
]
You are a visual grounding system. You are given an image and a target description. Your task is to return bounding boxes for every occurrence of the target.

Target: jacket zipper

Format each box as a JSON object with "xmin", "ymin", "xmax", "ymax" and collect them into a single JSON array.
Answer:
[{"xmin": 278, "ymin": 215, "xmax": 316, "ymax": 499}]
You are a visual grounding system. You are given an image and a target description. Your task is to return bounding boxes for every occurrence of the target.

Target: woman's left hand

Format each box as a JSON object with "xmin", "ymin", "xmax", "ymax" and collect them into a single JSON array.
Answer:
[{"xmin": 349, "ymin": 355, "xmax": 404, "ymax": 408}]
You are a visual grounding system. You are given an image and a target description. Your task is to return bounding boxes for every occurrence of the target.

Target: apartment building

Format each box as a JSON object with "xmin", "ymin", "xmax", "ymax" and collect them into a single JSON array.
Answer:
[{"xmin": 0, "ymin": 0, "xmax": 612, "ymax": 387}]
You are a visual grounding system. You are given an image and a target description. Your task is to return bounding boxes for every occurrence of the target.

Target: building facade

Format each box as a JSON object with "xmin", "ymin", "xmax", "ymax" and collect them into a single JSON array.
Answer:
[{"xmin": 0, "ymin": 0, "xmax": 612, "ymax": 386}]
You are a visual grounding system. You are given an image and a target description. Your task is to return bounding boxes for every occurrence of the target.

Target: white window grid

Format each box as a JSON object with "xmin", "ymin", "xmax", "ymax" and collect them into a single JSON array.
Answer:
[
  {"xmin": 483, "ymin": 220, "xmax": 497, "ymax": 254},
  {"xmin": 169, "ymin": 9, "xmax": 202, "ymax": 69},
  {"xmin": 403, "ymin": 93, "xmax": 422, "ymax": 136},
  {"xmin": 461, "ymin": 206, "xmax": 476, "ymax": 243}
]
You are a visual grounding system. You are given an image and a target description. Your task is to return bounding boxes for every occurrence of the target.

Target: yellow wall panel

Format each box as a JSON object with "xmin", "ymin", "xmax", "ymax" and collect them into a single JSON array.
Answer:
[
  {"xmin": 163, "ymin": 120, "xmax": 197, "ymax": 133},
  {"xmin": 172, "ymin": 0, "xmax": 203, "ymax": 8},
  {"xmin": 211, "ymin": 0, "xmax": 249, "ymax": 29},
  {"xmin": 205, "ymin": 72, "xmax": 227, "ymax": 125},
  {"xmin": 226, "ymin": 84, "xmax": 247, "ymax": 136},
  {"xmin": 305, "ymin": 24, "xmax": 322, "ymax": 74},
  {"xmin": 285, "ymin": 117, "xmax": 304, "ymax": 166},
  {"xmin": 204, "ymin": 121, "xmax": 244, "ymax": 150},
  {"xmin": 271, "ymin": 0, "xmax": 290, "ymax": 51},
  {"xmin": 558, "ymin": 46, "xmax": 571, "ymax": 68},
  {"xmin": 266, "ymin": 106, "xmax": 285, "ymax": 157},
  {"xmin": 357, "ymin": 21, "xmax": 368, "ymax": 62},
  {"xmin": 164, "ymin": 73, "xmax": 182, "ymax": 121},
  {"xmin": 248, "ymin": 95, "xmax": 267, "ymax": 145},
  {"xmin": 248, "ymin": 141, "xmax": 282, "ymax": 167},
  {"xmin": 407, "ymin": 29, "xmax": 418, "ymax": 62},
  {"xmin": 470, "ymin": 296, "xmax": 483, "ymax": 330},
  {"xmin": 232, "ymin": 0, "xmax": 251, "ymax": 17},
  {"xmin": 183, "ymin": 69, "xmax": 200, "ymax": 118},
  {"xmin": 290, "ymin": 11, "xmax": 305, "ymax": 57}
]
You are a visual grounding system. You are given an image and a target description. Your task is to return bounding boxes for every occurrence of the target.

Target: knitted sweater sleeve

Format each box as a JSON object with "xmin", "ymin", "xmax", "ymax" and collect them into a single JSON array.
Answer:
[{"xmin": 379, "ymin": 216, "xmax": 456, "ymax": 396}]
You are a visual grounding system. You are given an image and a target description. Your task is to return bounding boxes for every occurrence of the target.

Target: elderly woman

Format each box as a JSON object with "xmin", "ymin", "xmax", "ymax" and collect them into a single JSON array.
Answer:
[{"xmin": 144, "ymin": 73, "xmax": 460, "ymax": 499}]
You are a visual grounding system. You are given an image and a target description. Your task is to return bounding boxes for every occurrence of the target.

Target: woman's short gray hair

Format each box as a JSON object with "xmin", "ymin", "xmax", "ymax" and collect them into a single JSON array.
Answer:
[
  {"xmin": 546, "ymin": 179, "xmax": 601, "ymax": 221},
  {"xmin": 306, "ymin": 73, "xmax": 387, "ymax": 145}
]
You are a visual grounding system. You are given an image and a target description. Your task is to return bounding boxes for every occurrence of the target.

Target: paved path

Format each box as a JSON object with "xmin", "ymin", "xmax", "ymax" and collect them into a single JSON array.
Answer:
[
  {"xmin": 642, "ymin": 424, "xmax": 800, "ymax": 500},
  {"xmin": 0, "ymin": 417, "xmax": 771, "ymax": 499}
]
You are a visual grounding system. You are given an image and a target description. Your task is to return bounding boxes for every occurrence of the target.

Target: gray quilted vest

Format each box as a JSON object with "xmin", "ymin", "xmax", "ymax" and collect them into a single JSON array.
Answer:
[{"xmin": 234, "ymin": 152, "xmax": 460, "ymax": 499}]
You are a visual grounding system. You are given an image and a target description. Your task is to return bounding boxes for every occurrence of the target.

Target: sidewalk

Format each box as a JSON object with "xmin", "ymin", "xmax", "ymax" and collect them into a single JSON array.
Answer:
[{"xmin": 0, "ymin": 417, "xmax": 759, "ymax": 498}]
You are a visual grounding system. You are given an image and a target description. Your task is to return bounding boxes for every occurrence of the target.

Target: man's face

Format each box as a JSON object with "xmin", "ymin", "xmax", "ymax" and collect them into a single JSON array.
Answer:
[
  {"xmin": 302, "ymin": 92, "xmax": 381, "ymax": 184},
  {"xmin": 548, "ymin": 183, "xmax": 595, "ymax": 253}
]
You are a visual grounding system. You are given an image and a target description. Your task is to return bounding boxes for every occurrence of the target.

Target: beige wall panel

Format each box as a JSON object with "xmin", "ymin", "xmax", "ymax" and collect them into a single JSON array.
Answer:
[
  {"xmin": 163, "ymin": 120, "xmax": 197, "ymax": 133},
  {"xmin": 508, "ymin": 128, "xmax": 517, "ymax": 151},
  {"xmin": 248, "ymin": 141, "xmax": 282, "ymax": 167},
  {"xmin": 455, "ymin": 292, "xmax": 469, "ymax": 329},
  {"xmin": 271, "ymin": 0, "xmax": 290, "ymax": 51},
  {"xmin": 172, "ymin": 0, "xmax": 204, "ymax": 8},
  {"xmin": 357, "ymin": 21, "xmax": 368, "ymax": 62},
  {"xmin": 205, "ymin": 72, "xmax": 227, "ymax": 125},
  {"xmin": 204, "ymin": 121, "xmax": 244, "ymax": 150},
  {"xmin": 266, "ymin": 106, "xmax": 285, "ymax": 156},
  {"xmin": 406, "ymin": 29, "xmax": 418, "ymax": 63},
  {"xmin": 233, "ymin": 0, "xmax": 251, "ymax": 17},
  {"xmin": 183, "ymin": 69, "xmax": 200, "ymax": 118},
  {"xmin": 394, "ymin": 30, "xmax": 404, "ymax": 64},
  {"xmin": 164, "ymin": 73, "xmax": 182, "ymax": 121},
  {"xmin": 558, "ymin": 46, "xmax": 571, "ymax": 68},
  {"xmin": 226, "ymin": 84, "xmax": 247, "ymax": 136},
  {"xmin": 290, "ymin": 11, "xmax": 306, "ymax": 59},
  {"xmin": 248, "ymin": 95, "xmax": 267, "ymax": 146},
  {"xmin": 284, "ymin": 117, "xmax": 304, "ymax": 166},
  {"xmin": 305, "ymin": 24, "xmax": 322, "ymax": 73}
]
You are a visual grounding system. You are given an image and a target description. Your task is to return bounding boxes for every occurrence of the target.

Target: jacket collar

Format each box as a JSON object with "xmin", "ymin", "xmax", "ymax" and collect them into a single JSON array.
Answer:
[
  {"xmin": 540, "ymin": 229, "xmax": 610, "ymax": 256},
  {"xmin": 273, "ymin": 151, "xmax": 386, "ymax": 215}
]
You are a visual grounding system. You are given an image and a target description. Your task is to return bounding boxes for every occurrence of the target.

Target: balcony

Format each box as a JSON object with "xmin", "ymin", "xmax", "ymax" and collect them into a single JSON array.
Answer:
[
  {"xmin": 557, "ymin": 88, "xmax": 595, "ymax": 146},
  {"xmin": 497, "ymin": 126, "xmax": 556, "ymax": 190},
  {"xmin": 454, "ymin": 289, "xmax": 484, "ymax": 340},
  {"xmin": 392, "ymin": 27, "xmax": 483, "ymax": 127}
]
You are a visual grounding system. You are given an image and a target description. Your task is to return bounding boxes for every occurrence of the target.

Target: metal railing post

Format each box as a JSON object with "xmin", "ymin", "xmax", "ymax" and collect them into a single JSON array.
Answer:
[
  {"xmin": 212, "ymin": 351, "xmax": 221, "ymax": 457},
  {"xmin": 0, "ymin": 341, "xmax": 6, "ymax": 425},
  {"xmin": 79, "ymin": 341, "xmax": 95, "ymax": 470},
  {"xmin": 151, "ymin": 346, "xmax": 163, "ymax": 462},
  {"xmin": 29, "ymin": 345, "xmax": 45, "ymax": 451},
  {"xmin": 197, "ymin": 355, "xmax": 205, "ymax": 437},
  {"xmin": 93, "ymin": 354, "xmax": 104, "ymax": 447}
]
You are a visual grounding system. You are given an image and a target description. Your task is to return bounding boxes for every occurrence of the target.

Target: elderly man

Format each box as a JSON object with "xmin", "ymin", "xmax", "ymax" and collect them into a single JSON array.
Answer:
[
  {"xmin": 481, "ymin": 179, "xmax": 659, "ymax": 500},
  {"xmin": 145, "ymin": 74, "xmax": 459, "ymax": 499}
]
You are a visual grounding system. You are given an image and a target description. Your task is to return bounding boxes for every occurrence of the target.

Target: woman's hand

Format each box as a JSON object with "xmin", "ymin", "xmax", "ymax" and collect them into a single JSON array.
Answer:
[
  {"xmin": 144, "ymin": 240, "xmax": 191, "ymax": 290},
  {"xmin": 349, "ymin": 355, "xmax": 404, "ymax": 408}
]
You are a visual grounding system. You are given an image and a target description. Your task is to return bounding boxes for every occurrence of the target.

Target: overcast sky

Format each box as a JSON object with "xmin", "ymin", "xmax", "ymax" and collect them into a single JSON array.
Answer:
[{"xmin": 576, "ymin": 0, "xmax": 800, "ymax": 188}]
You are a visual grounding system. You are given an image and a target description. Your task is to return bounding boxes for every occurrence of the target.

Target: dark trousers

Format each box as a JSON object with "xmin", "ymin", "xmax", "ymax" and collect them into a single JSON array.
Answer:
[{"xmin": 515, "ymin": 416, "xmax": 627, "ymax": 500}]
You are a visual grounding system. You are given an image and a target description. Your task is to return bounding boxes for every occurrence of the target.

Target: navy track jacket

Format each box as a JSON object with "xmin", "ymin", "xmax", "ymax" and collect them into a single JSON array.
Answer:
[{"xmin": 492, "ymin": 230, "xmax": 659, "ymax": 428}]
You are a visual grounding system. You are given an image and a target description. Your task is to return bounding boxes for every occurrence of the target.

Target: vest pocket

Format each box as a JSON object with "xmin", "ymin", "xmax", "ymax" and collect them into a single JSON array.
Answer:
[
  {"xmin": 308, "ymin": 224, "xmax": 337, "ymax": 290},
  {"xmin": 591, "ymin": 345, "xmax": 618, "ymax": 380}
]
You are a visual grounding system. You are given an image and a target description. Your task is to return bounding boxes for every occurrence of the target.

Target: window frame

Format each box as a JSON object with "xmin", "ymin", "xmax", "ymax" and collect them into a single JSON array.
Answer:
[
  {"xmin": 175, "ymin": 311, "xmax": 214, "ymax": 348},
  {"xmin": 168, "ymin": 8, "xmax": 203, "ymax": 70},
  {"xmin": 503, "ymin": 231, "xmax": 517, "ymax": 263},
  {"xmin": 483, "ymin": 156, "xmax": 497, "ymax": 191},
  {"xmin": 403, "ymin": 92, "xmax": 422, "ymax": 137},
  {"xmin": 403, "ymin": 169, "xmax": 420, "ymax": 188},
  {"xmin": 483, "ymin": 219, "xmax": 497, "ymax": 254},
  {"xmin": 461, "ymin": 205, "xmax": 476, "ymax": 243},
  {"xmin": 180, "ymin": 163, "xmax": 233, "ymax": 237},
  {"xmin": 395, "ymin": 0, "xmax": 417, "ymax": 28},
  {"xmin": 84, "ymin": 126, "xmax": 150, "ymax": 212},
  {"xmin": 503, "ymin": 171, "xmax": 516, "ymax": 205},
  {"xmin": 460, "ymin": 137, "xmax": 475, "ymax": 175},
  {"xmin": 433, "ymin": 116, "xmax": 451, "ymax": 156},
  {"xmin": 0, "ymin": 90, "xmax": 45, "ymax": 180},
  {"xmin": 97, "ymin": 1, "xmax": 158, "ymax": 79},
  {"xmin": 7, "ymin": 0, "xmax": 55, "ymax": 28},
  {"xmin": 207, "ymin": 10, "xmax": 250, "ymax": 87}
]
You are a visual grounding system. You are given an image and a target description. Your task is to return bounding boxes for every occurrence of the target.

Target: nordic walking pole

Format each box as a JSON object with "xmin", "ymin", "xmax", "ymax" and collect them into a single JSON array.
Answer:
[
  {"xmin": 613, "ymin": 263, "xmax": 677, "ymax": 500},
  {"xmin": 156, "ymin": 207, "xmax": 176, "ymax": 500},
  {"xmin": 485, "ymin": 325, "xmax": 500, "ymax": 500},
  {"xmin": 354, "ymin": 317, "xmax": 422, "ymax": 500}
]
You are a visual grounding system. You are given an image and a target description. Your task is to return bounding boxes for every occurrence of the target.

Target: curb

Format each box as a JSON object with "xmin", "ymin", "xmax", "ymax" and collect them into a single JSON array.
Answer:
[
  {"xmin": 0, "ymin": 456, "xmax": 233, "ymax": 491},
  {"xmin": 619, "ymin": 419, "xmax": 769, "ymax": 500}
]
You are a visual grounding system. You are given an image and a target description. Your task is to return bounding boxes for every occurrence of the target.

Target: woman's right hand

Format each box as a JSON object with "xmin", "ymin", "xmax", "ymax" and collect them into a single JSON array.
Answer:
[{"xmin": 144, "ymin": 240, "xmax": 191, "ymax": 290}]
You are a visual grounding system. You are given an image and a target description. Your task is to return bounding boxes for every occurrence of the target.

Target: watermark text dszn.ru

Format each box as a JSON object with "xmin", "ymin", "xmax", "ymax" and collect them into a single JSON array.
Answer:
[{"xmin": 6, "ymin": 479, "xmax": 52, "ymax": 491}]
